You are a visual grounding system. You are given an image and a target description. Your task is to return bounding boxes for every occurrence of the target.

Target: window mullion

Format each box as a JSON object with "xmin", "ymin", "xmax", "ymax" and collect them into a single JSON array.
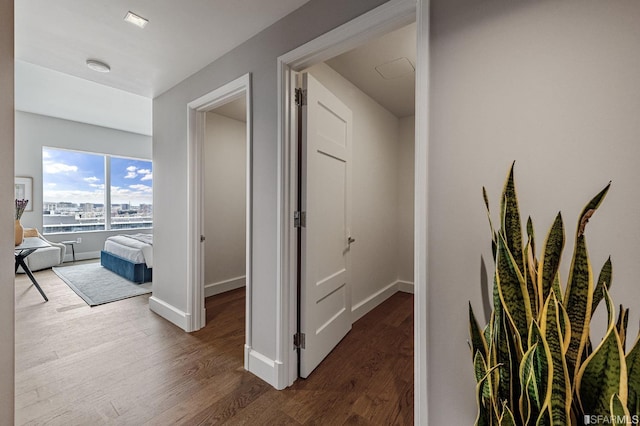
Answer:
[{"xmin": 105, "ymin": 155, "xmax": 111, "ymax": 230}]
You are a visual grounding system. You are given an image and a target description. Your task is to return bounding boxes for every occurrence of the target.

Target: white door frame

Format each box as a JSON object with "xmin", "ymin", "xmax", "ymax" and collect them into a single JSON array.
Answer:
[
  {"xmin": 186, "ymin": 74, "xmax": 253, "ymax": 370},
  {"xmin": 276, "ymin": 0, "xmax": 430, "ymax": 422}
]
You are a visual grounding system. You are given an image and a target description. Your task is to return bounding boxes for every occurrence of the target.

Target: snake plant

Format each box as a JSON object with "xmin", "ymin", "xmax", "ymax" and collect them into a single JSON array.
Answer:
[{"xmin": 469, "ymin": 163, "xmax": 640, "ymax": 425}]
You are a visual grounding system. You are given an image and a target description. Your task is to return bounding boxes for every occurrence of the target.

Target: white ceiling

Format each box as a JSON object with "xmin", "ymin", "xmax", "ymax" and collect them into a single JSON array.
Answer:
[
  {"xmin": 326, "ymin": 23, "xmax": 416, "ymax": 118},
  {"xmin": 15, "ymin": 0, "xmax": 310, "ymax": 98}
]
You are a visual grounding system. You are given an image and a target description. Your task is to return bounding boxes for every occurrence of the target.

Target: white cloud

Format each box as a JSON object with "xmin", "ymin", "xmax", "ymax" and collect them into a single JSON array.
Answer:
[
  {"xmin": 138, "ymin": 169, "xmax": 151, "ymax": 175},
  {"xmin": 46, "ymin": 183, "xmax": 56, "ymax": 188},
  {"xmin": 89, "ymin": 183, "xmax": 105, "ymax": 189},
  {"xmin": 129, "ymin": 184, "xmax": 152, "ymax": 193},
  {"xmin": 84, "ymin": 176, "xmax": 100, "ymax": 183},
  {"xmin": 126, "ymin": 166, "xmax": 137, "ymax": 172},
  {"xmin": 42, "ymin": 151, "xmax": 51, "ymax": 159},
  {"xmin": 140, "ymin": 173, "xmax": 153, "ymax": 181},
  {"xmin": 125, "ymin": 171, "xmax": 138, "ymax": 179},
  {"xmin": 44, "ymin": 162, "xmax": 78, "ymax": 174}
]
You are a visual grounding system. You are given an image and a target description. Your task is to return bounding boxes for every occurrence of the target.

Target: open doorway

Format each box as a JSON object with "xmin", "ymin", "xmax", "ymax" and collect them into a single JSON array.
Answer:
[
  {"xmin": 295, "ymin": 22, "xmax": 416, "ymax": 378},
  {"xmin": 186, "ymin": 73, "xmax": 252, "ymax": 370}
]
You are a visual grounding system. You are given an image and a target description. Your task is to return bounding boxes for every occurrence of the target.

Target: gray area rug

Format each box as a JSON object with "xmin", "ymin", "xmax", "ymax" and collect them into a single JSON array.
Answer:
[{"xmin": 53, "ymin": 263, "xmax": 152, "ymax": 306}]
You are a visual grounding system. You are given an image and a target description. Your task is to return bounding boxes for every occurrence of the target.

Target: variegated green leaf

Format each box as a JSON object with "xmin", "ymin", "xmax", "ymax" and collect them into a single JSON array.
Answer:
[
  {"xmin": 538, "ymin": 213, "xmax": 564, "ymax": 310},
  {"xmin": 592, "ymin": 257, "xmax": 612, "ymax": 317},
  {"xmin": 470, "ymin": 302, "xmax": 488, "ymax": 361},
  {"xmin": 475, "ymin": 364, "xmax": 502, "ymax": 426},
  {"xmin": 610, "ymin": 393, "xmax": 632, "ymax": 426},
  {"xmin": 496, "ymin": 232, "xmax": 531, "ymax": 342},
  {"xmin": 540, "ymin": 293, "xmax": 571, "ymax": 425},
  {"xmin": 552, "ymin": 272, "xmax": 563, "ymax": 305},
  {"xmin": 520, "ymin": 344, "xmax": 540, "ymax": 425},
  {"xmin": 500, "ymin": 403, "xmax": 516, "ymax": 426},
  {"xmin": 564, "ymin": 234, "xmax": 593, "ymax": 383},
  {"xmin": 576, "ymin": 288, "xmax": 627, "ymax": 417},
  {"xmin": 576, "ymin": 182, "xmax": 611, "ymax": 238},
  {"xmin": 615, "ymin": 305, "xmax": 629, "ymax": 353},
  {"xmin": 626, "ymin": 333, "xmax": 640, "ymax": 416},
  {"xmin": 474, "ymin": 351, "xmax": 493, "ymax": 402},
  {"xmin": 528, "ymin": 321, "xmax": 552, "ymax": 422},
  {"xmin": 527, "ymin": 216, "xmax": 535, "ymax": 258},
  {"xmin": 525, "ymin": 238, "xmax": 539, "ymax": 317},
  {"xmin": 500, "ymin": 162, "xmax": 524, "ymax": 273}
]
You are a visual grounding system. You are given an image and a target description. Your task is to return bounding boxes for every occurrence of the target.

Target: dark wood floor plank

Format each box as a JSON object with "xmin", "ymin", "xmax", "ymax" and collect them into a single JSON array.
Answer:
[{"xmin": 15, "ymin": 269, "xmax": 413, "ymax": 425}]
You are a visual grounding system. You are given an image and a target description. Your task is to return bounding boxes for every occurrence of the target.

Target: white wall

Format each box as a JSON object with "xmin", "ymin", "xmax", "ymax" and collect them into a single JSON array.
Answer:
[
  {"xmin": 204, "ymin": 112, "xmax": 246, "ymax": 294},
  {"xmin": 429, "ymin": 0, "xmax": 640, "ymax": 423},
  {"xmin": 0, "ymin": 0, "xmax": 14, "ymax": 423},
  {"xmin": 15, "ymin": 111, "xmax": 152, "ymax": 258},
  {"xmin": 152, "ymin": 0, "xmax": 390, "ymax": 372},
  {"xmin": 397, "ymin": 115, "xmax": 414, "ymax": 283},
  {"xmin": 306, "ymin": 62, "xmax": 411, "ymax": 318}
]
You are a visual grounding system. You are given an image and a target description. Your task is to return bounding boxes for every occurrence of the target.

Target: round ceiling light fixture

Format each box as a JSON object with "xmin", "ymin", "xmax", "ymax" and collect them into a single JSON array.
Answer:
[{"xmin": 86, "ymin": 59, "xmax": 111, "ymax": 73}]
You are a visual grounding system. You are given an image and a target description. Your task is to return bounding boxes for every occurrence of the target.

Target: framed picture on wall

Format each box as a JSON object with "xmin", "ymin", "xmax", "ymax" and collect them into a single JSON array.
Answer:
[{"xmin": 15, "ymin": 176, "xmax": 33, "ymax": 212}]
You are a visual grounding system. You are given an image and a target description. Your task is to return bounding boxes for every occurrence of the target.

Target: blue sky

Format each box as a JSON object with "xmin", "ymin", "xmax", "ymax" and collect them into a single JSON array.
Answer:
[{"xmin": 42, "ymin": 148, "xmax": 152, "ymax": 205}]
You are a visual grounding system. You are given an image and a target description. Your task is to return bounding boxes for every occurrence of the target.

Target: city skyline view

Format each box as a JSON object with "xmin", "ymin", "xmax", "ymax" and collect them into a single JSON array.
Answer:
[{"xmin": 43, "ymin": 147, "xmax": 153, "ymax": 206}]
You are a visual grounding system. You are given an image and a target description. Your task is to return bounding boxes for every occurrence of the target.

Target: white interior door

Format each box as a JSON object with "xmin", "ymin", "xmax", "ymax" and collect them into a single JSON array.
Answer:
[{"xmin": 299, "ymin": 72, "xmax": 353, "ymax": 378}]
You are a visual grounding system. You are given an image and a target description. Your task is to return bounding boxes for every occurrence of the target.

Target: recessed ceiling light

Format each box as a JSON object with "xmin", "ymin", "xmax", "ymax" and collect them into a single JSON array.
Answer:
[
  {"xmin": 124, "ymin": 11, "xmax": 148, "ymax": 29},
  {"xmin": 86, "ymin": 59, "xmax": 111, "ymax": 73}
]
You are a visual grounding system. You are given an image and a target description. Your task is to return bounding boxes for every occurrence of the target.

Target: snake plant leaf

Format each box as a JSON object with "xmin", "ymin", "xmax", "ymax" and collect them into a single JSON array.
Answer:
[
  {"xmin": 610, "ymin": 393, "xmax": 632, "ymax": 426},
  {"xmin": 615, "ymin": 305, "xmax": 629, "ymax": 353},
  {"xmin": 483, "ymin": 187, "xmax": 498, "ymax": 262},
  {"xmin": 525, "ymin": 238, "xmax": 540, "ymax": 317},
  {"xmin": 552, "ymin": 272, "xmax": 563, "ymax": 305},
  {"xmin": 538, "ymin": 213, "xmax": 564, "ymax": 309},
  {"xmin": 528, "ymin": 321, "xmax": 552, "ymax": 419},
  {"xmin": 475, "ymin": 364, "xmax": 502, "ymax": 426},
  {"xmin": 576, "ymin": 182, "xmax": 611, "ymax": 237},
  {"xmin": 470, "ymin": 302, "xmax": 489, "ymax": 361},
  {"xmin": 520, "ymin": 343, "xmax": 540, "ymax": 425},
  {"xmin": 576, "ymin": 288, "xmax": 627, "ymax": 418},
  {"xmin": 592, "ymin": 257, "xmax": 613, "ymax": 317},
  {"xmin": 500, "ymin": 162, "xmax": 525, "ymax": 273},
  {"xmin": 474, "ymin": 351, "xmax": 493, "ymax": 402},
  {"xmin": 557, "ymin": 298, "xmax": 571, "ymax": 354},
  {"xmin": 535, "ymin": 408, "xmax": 552, "ymax": 426},
  {"xmin": 540, "ymin": 293, "xmax": 571, "ymax": 425},
  {"xmin": 626, "ymin": 333, "xmax": 640, "ymax": 415},
  {"xmin": 500, "ymin": 403, "xmax": 516, "ymax": 426},
  {"xmin": 497, "ymin": 232, "xmax": 532, "ymax": 342},
  {"xmin": 527, "ymin": 216, "xmax": 535, "ymax": 258},
  {"xmin": 564, "ymin": 234, "xmax": 594, "ymax": 383}
]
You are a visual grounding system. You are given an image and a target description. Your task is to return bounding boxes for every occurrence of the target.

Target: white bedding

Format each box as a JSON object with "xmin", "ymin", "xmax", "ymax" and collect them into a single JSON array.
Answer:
[{"xmin": 104, "ymin": 233, "xmax": 153, "ymax": 268}]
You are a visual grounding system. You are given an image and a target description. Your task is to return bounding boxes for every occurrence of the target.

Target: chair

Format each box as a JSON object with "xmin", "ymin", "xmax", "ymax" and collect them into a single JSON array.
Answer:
[{"xmin": 16, "ymin": 229, "xmax": 66, "ymax": 273}]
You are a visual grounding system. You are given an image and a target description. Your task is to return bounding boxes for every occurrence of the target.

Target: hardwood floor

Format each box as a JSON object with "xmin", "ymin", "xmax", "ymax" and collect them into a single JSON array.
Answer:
[{"xmin": 15, "ymin": 268, "xmax": 414, "ymax": 425}]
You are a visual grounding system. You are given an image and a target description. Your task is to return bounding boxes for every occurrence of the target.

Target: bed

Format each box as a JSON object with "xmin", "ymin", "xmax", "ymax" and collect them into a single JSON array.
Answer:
[{"xmin": 101, "ymin": 233, "xmax": 153, "ymax": 283}]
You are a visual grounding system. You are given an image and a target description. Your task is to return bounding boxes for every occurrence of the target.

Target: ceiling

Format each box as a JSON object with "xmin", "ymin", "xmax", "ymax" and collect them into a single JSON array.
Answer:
[
  {"xmin": 211, "ymin": 97, "xmax": 247, "ymax": 123},
  {"xmin": 326, "ymin": 23, "xmax": 416, "ymax": 118},
  {"xmin": 15, "ymin": 0, "xmax": 310, "ymax": 98}
]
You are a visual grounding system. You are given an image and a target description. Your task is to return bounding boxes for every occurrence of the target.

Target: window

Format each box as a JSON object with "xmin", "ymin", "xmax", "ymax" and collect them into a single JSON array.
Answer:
[{"xmin": 42, "ymin": 147, "xmax": 152, "ymax": 234}]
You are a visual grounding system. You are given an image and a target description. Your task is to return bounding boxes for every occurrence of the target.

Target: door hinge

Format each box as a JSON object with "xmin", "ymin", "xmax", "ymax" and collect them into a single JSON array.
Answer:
[
  {"xmin": 294, "ymin": 332, "xmax": 306, "ymax": 349},
  {"xmin": 295, "ymin": 88, "xmax": 307, "ymax": 106},
  {"xmin": 294, "ymin": 211, "xmax": 306, "ymax": 228}
]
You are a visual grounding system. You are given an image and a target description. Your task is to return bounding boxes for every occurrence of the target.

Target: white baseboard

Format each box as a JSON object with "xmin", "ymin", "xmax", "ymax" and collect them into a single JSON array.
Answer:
[
  {"xmin": 64, "ymin": 250, "xmax": 100, "ymax": 263},
  {"xmin": 351, "ymin": 280, "xmax": 399, "ymax": 322},
  {"xmin": 397, "ymin": 280, "xmax": 414, "ymax": 294},
  {"xmin": 149, "ymin": 296, "xmax": 190, "ymax": 331},
  {"xmin": 204, "ymin": 275, "xmax": 246, "ymax": 298},
  {"xmin": 351, "ymin": 280, "xmax": 415, "ymax": 322},
  {"xmin": 245, "ymin": 346, "xmax": 283, "ymax": 389}
]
